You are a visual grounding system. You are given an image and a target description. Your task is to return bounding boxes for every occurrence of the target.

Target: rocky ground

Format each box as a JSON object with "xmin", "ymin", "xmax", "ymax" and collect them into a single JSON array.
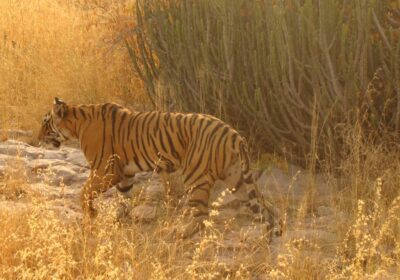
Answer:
[{"xmin": 0, "ymin": 136, "xmax": 341, "ymax": 268}]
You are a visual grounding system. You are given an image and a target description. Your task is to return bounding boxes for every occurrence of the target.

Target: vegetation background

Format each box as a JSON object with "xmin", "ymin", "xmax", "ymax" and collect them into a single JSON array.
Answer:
[
  {"xmin": 0, "ymin": 0, "xmax": 400, "ymax": 279},
  {"xmin": 127, "ymin": 0, "xmax": 400, "ymax": 167},
  {"xmin": 0, "ymin": 0, "xmax": 148, "ymax": 138}
]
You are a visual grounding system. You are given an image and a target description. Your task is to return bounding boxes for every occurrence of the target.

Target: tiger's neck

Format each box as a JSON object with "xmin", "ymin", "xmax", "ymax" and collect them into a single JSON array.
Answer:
[{"xmin": 64, "ymin": 105, "xmax": 92, "ymax": 139}]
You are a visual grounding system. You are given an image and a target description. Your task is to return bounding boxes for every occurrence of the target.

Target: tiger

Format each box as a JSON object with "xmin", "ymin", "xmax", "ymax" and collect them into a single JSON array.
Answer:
[{"xmin": 38, "ymin": 97, "xmax": 276, "ymax": 238}]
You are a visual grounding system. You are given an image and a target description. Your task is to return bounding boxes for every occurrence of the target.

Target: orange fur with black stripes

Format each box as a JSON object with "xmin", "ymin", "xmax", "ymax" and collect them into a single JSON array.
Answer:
[{"xmin": 39, "ymin": 97, "xmax": 274, "ymax": 238}]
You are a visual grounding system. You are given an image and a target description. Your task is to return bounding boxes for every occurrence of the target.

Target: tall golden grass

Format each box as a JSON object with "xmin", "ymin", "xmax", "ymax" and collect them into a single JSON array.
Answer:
[{"xmin": 0, "ymin": 0, "xmax": 146, "ymax": 140}]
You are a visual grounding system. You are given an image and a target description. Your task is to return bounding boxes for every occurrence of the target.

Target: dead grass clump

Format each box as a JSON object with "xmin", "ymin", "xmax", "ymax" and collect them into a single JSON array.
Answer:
[
  {"xmin": 324, "ymin": 125, "xmax": 400, "ymax": 278},
  {"xmin": 338, "ymin": 134, "xmax": 400, "ymax": 208},
  {"xmin": 328, "ymin": 186, "xmax": 400, "ymax": 278},
  {"xmin": 0, "ymin": 0, "xmax": 146, "ymax": 140},
  {"xmin": 0, "ymin": 157, "xmax": 30, "ymax": 201},
  {"xmin": 0, "ymin": 190, "xmax": 274, "ymax": 279}
]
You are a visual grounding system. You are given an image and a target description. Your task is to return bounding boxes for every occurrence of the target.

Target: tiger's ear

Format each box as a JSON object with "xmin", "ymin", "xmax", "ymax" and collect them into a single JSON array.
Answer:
[
  {"xmin": 53, "ymin": 97, "xmax": 67, "ymax": 119},
  {"xmin": 54, "ymin": 97, "xmax": 65, "ymax": 105}
]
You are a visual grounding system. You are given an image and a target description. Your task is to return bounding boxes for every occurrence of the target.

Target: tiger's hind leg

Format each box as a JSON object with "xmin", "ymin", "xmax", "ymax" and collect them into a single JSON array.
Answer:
[
  {"xmin": 178, "ymin": 178, "xmax": 212, "ymax": 238},
  {"xmin": 222, "ymin": 160, "xmax": 277, "ymax": 239},
  {"xmin": 244, "ymin": 184, "xmax": 276, "ymax": 234}
]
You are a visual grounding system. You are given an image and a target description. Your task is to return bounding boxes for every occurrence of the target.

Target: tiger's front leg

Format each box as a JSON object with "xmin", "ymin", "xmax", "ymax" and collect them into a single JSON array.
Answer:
[
  {"xmin": 80, "ymin": 172, "xmax": 119, "ymax": 218},
  {"xmin": 80, "ymin": 178, "xmax": 98, "ymax": 218},
  {"xmin": 115, "ymin": 175, "xmax": 138, "ymax": 222}
]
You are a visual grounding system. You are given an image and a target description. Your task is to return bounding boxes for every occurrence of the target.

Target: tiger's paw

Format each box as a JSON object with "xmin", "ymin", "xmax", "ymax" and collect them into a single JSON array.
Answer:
[
  {"xmin": 116, "ymin": 202, "xmax": 133, "ymax": 224},
  {"xmin": 84, "ymin": 207, "xmax": 97, "ymax": 219}
]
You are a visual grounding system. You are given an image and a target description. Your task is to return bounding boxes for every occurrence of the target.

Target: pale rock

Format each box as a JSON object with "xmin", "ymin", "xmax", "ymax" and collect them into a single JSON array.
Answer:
[
  {"xmin": 50, "ymin": 165, "xmax": 82, "ymax": 186},
  {"xmin": 65, "ymin": 162, "xmax": 89, "ymax": 175},
  {"xmin": 0, "ymin": 141, "xmax": 44, "ymax": 159},
  {"xmin": 41, "ymin": 149, "xmax": 67, "ymax": 160},
  {"xmin": 0, "ymin": 153, "xmax": 28, "ymax": 166},
  {"xmin": 28, "ymin": 158, "xmax": 65, "ymax": 171},
  {"xmin": 29, "ymin": 183, "xmax": 64, "ymax": 198},
  {"xmin": 63, "ymin": 147, "xmax": 88, "ymax": 168},
  {"xmin": 0, "ymin": 153, "xmax": 13, "ymax": 162},
  {"xmin": 0, "ymin": 155, "xmax": 28, "ymax": 176},
  {"xmin": 144, "ymin": 183, "xmax": 164, "ymax": 202},
  {"xmin": 132, "ymin": 204, "xmax": 157, "ymax": 220},
  {"xmin": 279, "ymin": 229, "xmax": 338, "ymax": 245},
  {"xmin": 257, "ymin": 165, "xmax": 335, "ymax": 207},
  {"xmin": 1, "ymin": 139, "xmax": 30, "ymax": 147},
  {"xmin": 71, "ymin": 171, "xmax": 90, "ymax": 186},
  {"xmin": 23, "ymin": 146, "xmax": 45, "ymax": 159},
  {"xmin": 0, "ymin": 143, "xmax": 27, "ymax": 157},
  {"xmin": 0, "ymin": 129, "xmax": 33, "ymax": 139}
]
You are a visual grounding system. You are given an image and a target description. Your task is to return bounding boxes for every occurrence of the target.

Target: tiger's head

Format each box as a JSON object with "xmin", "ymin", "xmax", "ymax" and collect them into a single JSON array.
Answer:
[{"xmin": 38, "ymin": 97, "xmax": 73, "ymax": 148}]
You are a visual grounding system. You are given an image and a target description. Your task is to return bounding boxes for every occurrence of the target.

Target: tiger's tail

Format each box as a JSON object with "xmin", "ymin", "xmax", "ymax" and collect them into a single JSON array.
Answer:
[
  {"xmin": 239, "ymin": 138, "xmax": 281, "ymax": 238},
  {"xmin": 239, "ymin": 140, "xmax": 259, "ymax": 184}
]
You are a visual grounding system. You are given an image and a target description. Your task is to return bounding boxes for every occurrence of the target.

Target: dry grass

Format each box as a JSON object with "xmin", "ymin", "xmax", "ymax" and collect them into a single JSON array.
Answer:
[
  {"xmin": 0, "ymin": 0, "xmax": 147, "ymax": 142},
  {"xmin": 0, "ymin": 175, "xmax": 273, "ymax": 279}
]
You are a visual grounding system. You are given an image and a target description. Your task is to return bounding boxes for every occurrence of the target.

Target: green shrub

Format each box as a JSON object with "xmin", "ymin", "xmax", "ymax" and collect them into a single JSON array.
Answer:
[{"xmin": 126, "ymin": 0, "xmax": 400, "ymax": 167}]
